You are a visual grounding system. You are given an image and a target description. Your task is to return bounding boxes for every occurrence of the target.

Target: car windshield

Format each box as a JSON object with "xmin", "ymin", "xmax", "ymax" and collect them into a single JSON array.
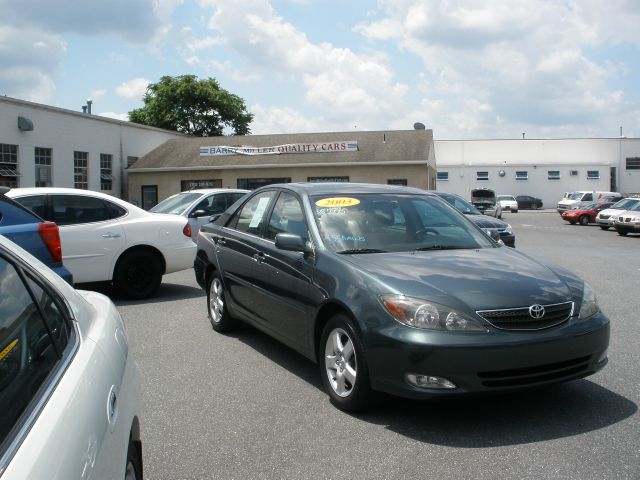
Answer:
[
  {"xmin": 497, "ymin": 195, "xmax": 515, "ymax": 201},
  {"xmin": 567, "ymin": 192, "xmax": 584, "ymax": 200},
  {"xmin": 149, "ymin": 192, "xmax": 205, "ymax": 215},
  {"xmin": 435, "ymin": 193, "xmax": 482, "ymax": 215},
  {"xmin": 581, "ymin": 202, "xmax": 597, "ymax": 210},
  {"xmin": 612, "ymin": 198, "xmax": 640, "ymax": 209},
  {"xmin": 311, "ymin": 193, "xmax": 494, "ymax": 253},
  {"xmin": 629, "ymin": 203, "xmax": 640, "ymax": 212}
]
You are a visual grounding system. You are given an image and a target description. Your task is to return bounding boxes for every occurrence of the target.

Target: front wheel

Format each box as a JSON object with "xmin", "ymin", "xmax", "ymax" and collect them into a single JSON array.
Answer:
[
  {"xmin": 319, "ymin": 314, "xmax": 373, "ymax": 412},
  {"xmin": 207, "ymin": 272, "xmax": 238, "ymax": 332},
  {"xmin": 599, "ymin": 225, "xmax": 609, "ymax": 230},
  {"xmin": 115, "ymin": 251, "xmax": 162, "ymax": 299},
  {"xmin": 579, "ymin": 215, "xmax": 590, "ymax": 226},
  {"xmin": 617, "ymin": 230, "xmax": 628, "ymax": 236},
  {"xmin": 125, "ymin": 439, "xmax": 142, "ymax": 480}
]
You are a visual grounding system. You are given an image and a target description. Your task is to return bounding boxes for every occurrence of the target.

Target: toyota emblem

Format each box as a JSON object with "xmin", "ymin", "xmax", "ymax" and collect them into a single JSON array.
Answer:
[{"xmin": 529, "ymin": 304, "xmax": 545, "ymax": 319}]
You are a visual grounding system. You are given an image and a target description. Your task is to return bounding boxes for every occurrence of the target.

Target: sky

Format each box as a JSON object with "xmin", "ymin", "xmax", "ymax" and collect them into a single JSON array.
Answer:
[{"xmin": 1, "ymin": 0, "xmax": 639, "ymax": 139}]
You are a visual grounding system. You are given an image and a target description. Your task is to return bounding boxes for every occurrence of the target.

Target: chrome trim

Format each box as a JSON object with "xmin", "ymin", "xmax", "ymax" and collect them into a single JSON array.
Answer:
[{"xmin": 476, "ymin": 301, "xmax": 574, "ymax": 331}]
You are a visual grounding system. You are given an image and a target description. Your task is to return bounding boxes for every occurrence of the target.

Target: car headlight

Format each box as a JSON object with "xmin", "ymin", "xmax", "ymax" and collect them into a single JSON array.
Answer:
[
  {"xmin": 380, "ymin": 295, "xmax": 488, "ymax": 332},
  {"xmin": 630, "ymin": 216, "xmax": 640, "ymax": 222},
  {"xmin": 578, "ymin": 282, "xmax": 600, "ymax": 320},
  {"xmin": 504, "ymin": 224, "xmax": 513, "ymax": 234}
]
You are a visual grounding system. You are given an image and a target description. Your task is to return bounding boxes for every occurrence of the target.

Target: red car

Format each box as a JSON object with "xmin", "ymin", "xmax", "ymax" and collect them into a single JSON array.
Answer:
[{"xmin": 561, "ymin": 202, "xmax": 614, "ymax": 225}]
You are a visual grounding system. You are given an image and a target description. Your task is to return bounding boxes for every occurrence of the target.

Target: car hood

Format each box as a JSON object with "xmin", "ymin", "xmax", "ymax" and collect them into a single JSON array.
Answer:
[
  {"xmin": 464, "ymin": 214, "xmax": 508, "ymax": 229},
  {"xmin": 598, "ymin": 208, "xmax": 627, "ymax": 217},
  {"xmin": 341, "ymin": 247, "xmax": 575, "ymax": 312}
]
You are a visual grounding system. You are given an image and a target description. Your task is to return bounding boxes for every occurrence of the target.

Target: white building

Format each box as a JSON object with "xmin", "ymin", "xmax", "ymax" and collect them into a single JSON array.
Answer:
[
  {"xmin": 0, "ymin": 96, "xmax": 184, "ymax": 199},
  {"xmin": 434, "ymin": 138, "xmax": 640, "ymax": 207}
]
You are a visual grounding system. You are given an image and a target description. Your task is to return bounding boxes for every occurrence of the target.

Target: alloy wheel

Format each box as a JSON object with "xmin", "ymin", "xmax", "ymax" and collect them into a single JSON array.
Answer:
[
  {"xmin": 324, "ymin": 328, "xmax": 357, "ymax": 397},
  {"xmin": 209, "ymin": 277, "xmax": 224, "ymax": 324}
]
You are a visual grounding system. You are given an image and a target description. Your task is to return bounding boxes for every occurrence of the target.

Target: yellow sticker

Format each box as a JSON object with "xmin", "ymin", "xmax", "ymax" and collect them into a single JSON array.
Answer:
[
  {"xmin": 0, "ymin": 339, "xmax": 18, "ymax": 362},
  {"xmin": 315, "ymin": 197, "xmax": 360, "ymax": 207}
]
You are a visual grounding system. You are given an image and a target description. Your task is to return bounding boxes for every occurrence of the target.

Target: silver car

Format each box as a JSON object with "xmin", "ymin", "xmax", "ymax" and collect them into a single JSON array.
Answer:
[
  {"xmin": 595, "ymin": 198, "xmax": 640, "ymax": 230},
  {"xmin": 150, "ymin": 188, "xmax": 248, "ymax": 241},
  {"xmin": 0, "ymin": 235, "xmax": 142, "ymax": 479}
]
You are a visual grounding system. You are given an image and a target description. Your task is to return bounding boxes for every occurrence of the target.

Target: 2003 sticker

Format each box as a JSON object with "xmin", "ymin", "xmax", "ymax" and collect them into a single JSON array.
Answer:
[{"xmin": 315, "ymin": 197, "xmax": 360, "ymax": 207}]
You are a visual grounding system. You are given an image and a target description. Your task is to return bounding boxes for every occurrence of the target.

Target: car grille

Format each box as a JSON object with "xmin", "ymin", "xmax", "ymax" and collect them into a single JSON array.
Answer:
[
  {"xmin": 599, "ymin": 214, "xmax": 610, "ymax": 220},
  {"xmin": 476, "ymin": 301, "xmax": 574, "ymax": 330},
  {"xmin": 477, "ymin": 355, "xmax": 591, "ymax": 387}
]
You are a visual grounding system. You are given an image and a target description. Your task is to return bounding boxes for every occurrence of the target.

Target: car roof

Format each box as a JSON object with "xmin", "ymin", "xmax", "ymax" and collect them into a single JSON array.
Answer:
[
  {"xmin": 175, "ymin": 188, "xmax": 249, "ymax": 194},
  {"xmin": 258, "ymin": 182, "xmax": 431, "ymax": 196}
]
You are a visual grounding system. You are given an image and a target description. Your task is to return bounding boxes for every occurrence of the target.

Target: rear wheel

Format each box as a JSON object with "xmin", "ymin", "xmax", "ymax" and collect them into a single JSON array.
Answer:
[
  {"xmin": 319, "ymin": 314, "xmax": 373, "ymax": 412},
  {"xmin": 569, "ymin": 221, "xmax": 576, "ymax": 225},
  {"xmin": 579, "ymin": 215, "xmax": 589, "ymax": 226},
  {"xmin": 207, "ymin": 272, "xmax": 238, "ymax": 332},
  {"xmin": 115, "ymin": 251, "xmax": 162, "ymax": 299}
]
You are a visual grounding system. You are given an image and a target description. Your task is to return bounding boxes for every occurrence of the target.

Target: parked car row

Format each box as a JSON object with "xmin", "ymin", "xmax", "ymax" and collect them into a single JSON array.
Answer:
[
  {"xmin": 557, "ymin": 196, "xmax": 640, "ymax": 236},
  {"xmin": 498, "ymin": 194, "xmax": 544, "ymax": 211},
  {"xmin": 194, "ymin": 182, "xmax": 609, "ymax": 412}
]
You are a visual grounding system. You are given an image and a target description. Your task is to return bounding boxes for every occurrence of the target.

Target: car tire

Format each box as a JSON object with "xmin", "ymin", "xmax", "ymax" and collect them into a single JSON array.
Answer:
[
  {"xmin": 207, "ymin": 272, "xmax": 238, "ymax": 332},
  {"xmin": 579, "ymin": 215, "xmax": 589, "ymax": 226},
  {"xmin": 513, "ymin": 209, "xmax": 518, "ymax": 213},
  {"xmin": 617, "ymin": 230, "xmax": 628, "ymax": 236},
  {"xmin": 319, "ymin": 314, "xmax": 373, "ymax": 412},
  {"xmin": 115, "ymin": 251, "xmax": 162, "ymax": 299},
  {"xmin": 599, "ymin": 226, "xmax": 609, "ymax": 230},
  {"xmin": 569, "ymin": 221, "xmax": 576, "ymax": 225},
  {"xmin": 125, "ymin": 438, "xmax": 142, "ymax": 480}
]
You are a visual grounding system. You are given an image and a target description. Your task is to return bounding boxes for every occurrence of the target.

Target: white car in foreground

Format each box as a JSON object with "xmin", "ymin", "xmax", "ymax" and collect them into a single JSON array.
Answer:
[
  {"xmin": 0, "ymin": 235, "xmax": 141, "ymax": 479},
  {"xmin": 7, "ymin": 187, "xmax": 196, "ymax": 299},
  {"xmin": 497, "ymin": 194, "xmax": 519, "ymax": 213},
  {"xmin": 150, "ymin": 188, "xmax": 248, "ymax": 241}
]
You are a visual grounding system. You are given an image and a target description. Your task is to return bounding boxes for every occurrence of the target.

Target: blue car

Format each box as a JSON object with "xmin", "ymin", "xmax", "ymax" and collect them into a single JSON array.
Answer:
[{"xmin": 0, "ymin": 187, "xmax": 72, "ymax": 284}]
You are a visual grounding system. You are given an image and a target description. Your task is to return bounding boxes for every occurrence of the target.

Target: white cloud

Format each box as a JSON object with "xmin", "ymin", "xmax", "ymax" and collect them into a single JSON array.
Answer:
[
  {"xmin": 116, "ymin": 78, "xmax": 151, "ymax": 99},
  {"xmin": 90, "ymin": 88, "xmax": 107, "ymax": 98},
  {"xmin": 99, "ymin": 111, "xmax": 129, "ymax": 121}
]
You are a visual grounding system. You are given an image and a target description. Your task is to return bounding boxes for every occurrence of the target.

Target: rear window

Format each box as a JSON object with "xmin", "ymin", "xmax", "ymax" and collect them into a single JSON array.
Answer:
[{"xmin": 0, "ymin": 197, "xmax": 40, "ymax": 226}]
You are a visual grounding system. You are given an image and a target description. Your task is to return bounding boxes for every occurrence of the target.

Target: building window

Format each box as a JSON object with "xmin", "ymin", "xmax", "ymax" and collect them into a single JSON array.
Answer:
[
  {"xmin": 237, "ymin": 178, "xmax": 291, "ymax": 190},
  {"xmin": 548, "ymin": 170, "xmax": 560, "ymax": 180},
  {"xmin": 387, "ymin": 179, "xmax": 407, "ymax": 186},
  {"xmin": 436, "ymin": 172, "xmax": 449, "ymax": 181},
  {"xmin": 515, "ymin": 171, "xmax": 528, "ymax": 180},
  {"xmin": 0, "ymin": 143, "xmax": 20, "ymax": 188},
  {"xmin": 625, "ymin": 157, "xmax": 640, "ymax": 170},
  {"xmin": 570, "ymin": 170, "xmax": 578, "ymax": 176},
  {"xmin": 587, "ymin": 170, "xmax": 600, "ymax": 180},
  {"xmin": 34, "ymin": 147, "xmax": 52, "ymax": 187},
  {"xmin": 100, "ymin": 153, "xmax": 114, "ymax": 191},
  {"xmin": 307, "ymin": 176, "xmax": 349, "ymax": 183},
  {"xmin": 181, "ymin": 179, "xmax": 222, "ymax": 190},
  {"xmin": 141, "ymin": 185, "xmax": 158, "ymax": 210},
  {"xmin": 476, "ymin": 171, "xmax": 489, "ymax": 181},
  {"xmin": 73, "ymin": 151, "xmax": 88, "ymax": 189}
]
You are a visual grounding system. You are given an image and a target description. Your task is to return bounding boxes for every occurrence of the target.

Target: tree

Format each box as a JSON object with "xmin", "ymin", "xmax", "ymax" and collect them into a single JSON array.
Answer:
[{"xmin": 128, "ymin": 75, "xmax": 253, "ymax": 136}]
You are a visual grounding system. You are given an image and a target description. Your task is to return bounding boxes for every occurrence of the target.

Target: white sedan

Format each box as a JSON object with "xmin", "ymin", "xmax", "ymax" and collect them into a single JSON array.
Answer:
[
  {"xmin": 7, "ymin": 187, "xmax": 196, "ymax": 299},
  {"xmin": 0, "ymin": 235, "xmax": 141, "ymax": 479},
  {"xmin": 497, "ymin": 195, "xmax": 519, "ymax": 213}
]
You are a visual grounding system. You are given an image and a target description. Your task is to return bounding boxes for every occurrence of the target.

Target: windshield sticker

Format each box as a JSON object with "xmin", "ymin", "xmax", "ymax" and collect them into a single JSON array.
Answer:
[
  {"xmin": 327, "ymin": 234, "xmax": 366, "ymax": 242},
  {"xmin": 0, "ymin": 338, "xmax": 18, "ymax": 362},
  {"xmin": 316, "ymin": 207, "xmax": 348, "ymax": 216},
  {"xmin": 316, "ymin": 197, "xmax": 360, "ymax": 208},
  {"xmin": 249, "ymin": 197, "xmax": 271, "ymax": 228}
]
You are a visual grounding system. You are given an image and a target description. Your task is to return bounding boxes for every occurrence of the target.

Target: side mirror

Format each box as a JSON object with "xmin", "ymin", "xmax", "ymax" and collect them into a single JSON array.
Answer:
[
  {"xmin": 483, "ymin": 228, "xmax": 501, "ymax": 243},
  {"xmin": 208, "ymin": 213, "xmax": 222, "ymax": 223},
  {"xmin": 191, "ymin": 209, "xmax": 208, "ymax": 218},
  {"xmin": 275, "ymin": 233, "xmax": 313, "ymax": 254}
]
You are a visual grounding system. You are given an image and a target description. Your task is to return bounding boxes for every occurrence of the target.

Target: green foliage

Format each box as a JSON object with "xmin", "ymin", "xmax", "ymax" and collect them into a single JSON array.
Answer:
[{"xmin": 128, "ymin": 75, "xmax": 253, "ymax": 136}]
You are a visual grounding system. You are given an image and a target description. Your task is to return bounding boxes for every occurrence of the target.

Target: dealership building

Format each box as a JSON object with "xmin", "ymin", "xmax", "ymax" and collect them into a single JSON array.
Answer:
[{"xmin": 2, "ymin": 95, "xmax": 639, "ymax": 210}]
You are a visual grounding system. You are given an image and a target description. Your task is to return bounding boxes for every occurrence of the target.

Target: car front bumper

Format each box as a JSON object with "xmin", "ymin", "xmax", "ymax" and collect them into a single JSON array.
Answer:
[{"xmin": 363, "ymin": 312, "xmax": 609, "ymax": 399}]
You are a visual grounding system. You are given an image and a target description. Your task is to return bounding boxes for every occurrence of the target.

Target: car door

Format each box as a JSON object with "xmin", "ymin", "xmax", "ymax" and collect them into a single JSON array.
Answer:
[
  {"xmin": 214, "ymin": 190, "xmax": 277, "ymax": 321},
  {"xmin": 189, "ymin": 192, "xmax": 247, "ymax": 241},
  {"xmin": 251, "ymin": 191, "xmax": 315, "ymax": 349},
  {"xmin": 51, "ymin": 194, "xmax": 126, "ymax": 283}
]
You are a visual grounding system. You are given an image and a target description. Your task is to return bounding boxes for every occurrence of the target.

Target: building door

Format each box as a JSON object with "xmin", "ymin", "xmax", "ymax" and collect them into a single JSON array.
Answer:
[
  {"xmin": 610, "ymin": 167, "xmax": 617, "ymax": 192},
  {"xmin": 141, "ymin": 185, "xmax": 158, "ymax": 210}
]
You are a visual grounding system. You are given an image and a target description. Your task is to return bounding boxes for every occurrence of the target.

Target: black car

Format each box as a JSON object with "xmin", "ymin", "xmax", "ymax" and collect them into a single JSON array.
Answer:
[
  {"xmin": 433, "ymin": 192, "xmax": 515, "ymax": 247},
  {"xmin": 516, "ymin": 195, "xmax": 544, "ymax": 209},
  {"xmin": 194, "ymin": 183, "xmax": 609, "ymax": 412}
]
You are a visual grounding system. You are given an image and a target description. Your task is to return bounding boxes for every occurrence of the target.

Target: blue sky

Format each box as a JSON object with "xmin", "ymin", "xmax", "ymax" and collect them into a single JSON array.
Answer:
[{"xmin": 1, "ymin": 0, "xmax": 639, "ymax": 139}]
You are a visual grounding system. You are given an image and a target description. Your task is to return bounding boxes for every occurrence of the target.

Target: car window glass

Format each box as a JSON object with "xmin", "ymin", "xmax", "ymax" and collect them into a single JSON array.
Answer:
[
  {"xmin": 194, "ymin": 194, "xmax": 228, "ymax": 216},
  {"xmin": 228, "ymin": 191, "xmax": 276, "ymax": 236},
  {"xmin": 150, "ymin": 192, "xmax": 203, "ymax": 215},
  {"xmin": 0, "ymin": 256, "xmax": 61, "ymax": 447},
  {"xmin": 105, "ymin": 201, "xmax": 127, "ymax": 219},
  {"xmin": 265, "ymin": 192, "xmax": 308, "ymax": 241},
  {"xmin": 24, "ymin": 274, "xmax": 70, "ymax": 355},
  {"xmin": 11, "ymin": 195, "xmax": 47, "ymax": 220},
  {"xmin": 51, "ymin": 195, "xmax": 112, "ymax": 225}
]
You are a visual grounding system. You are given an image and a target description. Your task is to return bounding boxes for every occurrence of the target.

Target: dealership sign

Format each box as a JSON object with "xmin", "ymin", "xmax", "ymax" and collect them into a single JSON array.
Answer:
[{"xmin": 199, "ymin": 141, "xmax": 358, "ymax": 156}]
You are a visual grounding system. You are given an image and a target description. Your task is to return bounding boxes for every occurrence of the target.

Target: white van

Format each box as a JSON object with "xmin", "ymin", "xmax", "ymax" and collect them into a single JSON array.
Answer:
[{"xmin": 556, "ymin": 191, "xmax": 621, "ymax": 214}]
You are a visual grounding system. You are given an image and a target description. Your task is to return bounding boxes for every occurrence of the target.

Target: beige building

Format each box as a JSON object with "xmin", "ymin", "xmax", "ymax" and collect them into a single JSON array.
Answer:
[{"xmin": 127, "ymin": 128, "xmax": 437, "ymax": 209}]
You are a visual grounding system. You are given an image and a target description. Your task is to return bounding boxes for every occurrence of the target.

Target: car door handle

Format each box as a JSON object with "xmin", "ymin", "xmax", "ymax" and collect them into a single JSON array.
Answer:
[
  {"xmin": 215, "ymin": 237, "xmax": 226, "ymax": 245},
  {"xmin": 252, "ymin": 252, "xmax": 266, "ymax": 263},
  {"xmin": 101, "ymin": 232, "xmax": 121, "ymax": 238}
]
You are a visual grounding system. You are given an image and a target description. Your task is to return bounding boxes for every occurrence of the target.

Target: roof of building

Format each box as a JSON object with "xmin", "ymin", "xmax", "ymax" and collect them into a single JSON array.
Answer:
[{"xmin": 128, "ymin": 129, "xmax": 434, "ymax": 171}]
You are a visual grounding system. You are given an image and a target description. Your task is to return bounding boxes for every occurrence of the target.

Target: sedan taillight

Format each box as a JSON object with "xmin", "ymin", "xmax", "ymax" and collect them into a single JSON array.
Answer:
[
  {"xmin": 183, "ymin": 223, "xmax": 192, "ymax": 238},
  {"xmin": 38, "ymin": 221, "xmax": 63, "ymax": 263}
]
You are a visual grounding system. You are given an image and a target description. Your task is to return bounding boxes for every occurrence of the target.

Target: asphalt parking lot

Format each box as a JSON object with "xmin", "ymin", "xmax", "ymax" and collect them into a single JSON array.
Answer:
[{"xmin": 112, "ymin": 210, "xmax": 639, "ymax": 480}]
